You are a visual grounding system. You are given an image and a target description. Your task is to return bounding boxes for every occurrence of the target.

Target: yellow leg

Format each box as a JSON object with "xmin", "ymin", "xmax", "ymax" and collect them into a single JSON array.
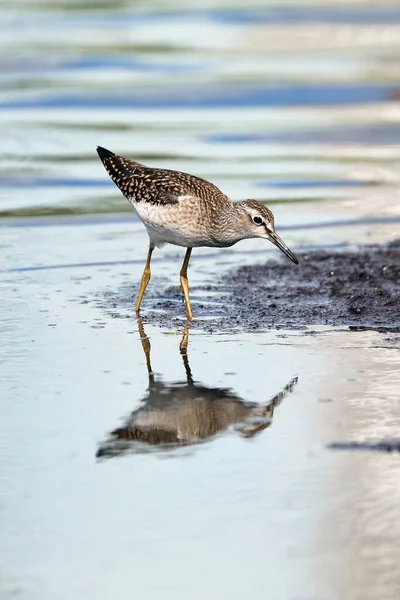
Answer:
[
  {"xmin": 135, "ymin": 246, "xmax": 154, "ymax": 314},
  {"xmin": 180, "ymin": 248, "xmax": 193, "ymax": 320}
]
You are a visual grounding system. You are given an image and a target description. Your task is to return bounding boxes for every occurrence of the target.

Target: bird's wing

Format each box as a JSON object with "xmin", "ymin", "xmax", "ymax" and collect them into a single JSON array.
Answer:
[
  {"xmin": 146, "ymin": 168, "xmax": 230, "ymax": 207},
  {"xmin": 97, "ymin": 146, "xmax": 230, "ymax": 207}
]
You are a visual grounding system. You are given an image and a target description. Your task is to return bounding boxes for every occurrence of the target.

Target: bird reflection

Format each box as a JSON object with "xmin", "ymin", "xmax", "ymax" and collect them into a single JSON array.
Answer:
[{"xmin": 96, "ymin": 321, "xmax": 298, "ymax": 458}]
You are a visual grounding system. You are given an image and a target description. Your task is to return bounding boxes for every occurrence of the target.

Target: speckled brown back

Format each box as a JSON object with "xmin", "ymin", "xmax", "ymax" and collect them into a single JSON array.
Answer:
[{"xmin": 97, "ymin": 146, "xmax": 229, "ymax": 207}]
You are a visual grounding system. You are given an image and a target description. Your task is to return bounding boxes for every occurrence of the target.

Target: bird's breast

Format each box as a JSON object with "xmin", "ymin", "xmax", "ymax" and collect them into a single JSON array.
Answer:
[{"xmin": 131, "ymin": 199, "xmax": 227, "ymax": 248}]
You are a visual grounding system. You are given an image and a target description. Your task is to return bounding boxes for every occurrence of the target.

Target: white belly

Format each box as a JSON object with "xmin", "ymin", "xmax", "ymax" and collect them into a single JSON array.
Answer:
[
  {"xmin": 144, "ymin": 223, "xmax": 200, "ymax": 248},
  {"xmin": 131, "ymin": 200, "xmax": 218, "ymax": 248}
]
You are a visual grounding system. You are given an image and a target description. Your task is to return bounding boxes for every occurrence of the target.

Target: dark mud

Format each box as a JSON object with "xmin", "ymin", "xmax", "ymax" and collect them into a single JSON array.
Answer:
[
  {"xmin": 216, "ymin": 238, "xmax": 400, "ymax": 332},
  {"xmin": 100, "ymin": 240, "xmax": 400, "ymax": 333},
  {"xmin": 329, "ymin": 440, "xmax": 400, "ymax": 452}
]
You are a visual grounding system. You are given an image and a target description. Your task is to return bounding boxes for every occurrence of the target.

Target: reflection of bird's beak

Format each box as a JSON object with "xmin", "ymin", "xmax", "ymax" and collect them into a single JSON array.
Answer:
[{"xmin": 268, "ymin": 232, "xmax": 299, "ymax": 265}]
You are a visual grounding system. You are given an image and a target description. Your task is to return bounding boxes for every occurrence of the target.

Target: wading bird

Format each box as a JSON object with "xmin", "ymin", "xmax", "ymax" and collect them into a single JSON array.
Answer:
[{"xmin": 97, "ymin": 147, "xmax": 299, "ymax": 320}]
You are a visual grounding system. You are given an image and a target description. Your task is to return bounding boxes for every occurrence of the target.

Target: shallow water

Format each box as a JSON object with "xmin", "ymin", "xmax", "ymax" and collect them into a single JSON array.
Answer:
[{"xmin": 1, "ymin": 1, "xmax": 400, "ymax": 599}]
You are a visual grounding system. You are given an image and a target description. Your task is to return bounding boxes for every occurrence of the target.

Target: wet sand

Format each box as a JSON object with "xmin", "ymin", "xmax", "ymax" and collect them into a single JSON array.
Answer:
[
  {"xmin": 104, "ymin": 239, "xmax": 400, "ymax": 334},
  {"xmin": 219, "ymin": 239, "xmax": 400, "ymax": 332}
]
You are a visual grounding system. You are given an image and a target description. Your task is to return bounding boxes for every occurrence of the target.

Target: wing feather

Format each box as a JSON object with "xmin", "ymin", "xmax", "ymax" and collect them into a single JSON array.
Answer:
[{"xmin": 97, "ymin": 146, "xmax": 230, "ymax": 207}]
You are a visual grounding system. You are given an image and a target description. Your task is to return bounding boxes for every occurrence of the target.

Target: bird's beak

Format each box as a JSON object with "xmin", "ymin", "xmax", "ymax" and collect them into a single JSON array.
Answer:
[{"xmin": 268, "ymin": 232, "xmax": 299, "ymax": 265}]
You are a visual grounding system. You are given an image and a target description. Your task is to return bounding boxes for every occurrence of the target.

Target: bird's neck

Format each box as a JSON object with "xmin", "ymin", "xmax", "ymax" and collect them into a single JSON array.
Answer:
[{"xmin": 214, "ymin": 204, "xmax": 247, "ymax": 247}]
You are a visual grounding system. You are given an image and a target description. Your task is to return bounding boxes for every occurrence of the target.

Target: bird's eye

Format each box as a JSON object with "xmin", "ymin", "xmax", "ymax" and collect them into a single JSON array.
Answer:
[{"xmin": 253, "ymin": 216, "xmax": 263, "ymax": 225}]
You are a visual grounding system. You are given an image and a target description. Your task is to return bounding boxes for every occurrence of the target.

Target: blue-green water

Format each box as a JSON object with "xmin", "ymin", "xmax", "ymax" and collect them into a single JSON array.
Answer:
[
  {"xmin": 1, "ymin": 1, "xmax": 400, "ymax": 224},
  {"xmin": 1, "ymin": 2, "xmax": 400, "ymax": 599}
]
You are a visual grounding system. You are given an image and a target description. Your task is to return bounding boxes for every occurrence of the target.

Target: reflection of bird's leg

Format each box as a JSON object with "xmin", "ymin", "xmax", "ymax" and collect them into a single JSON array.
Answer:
[
  {"xmin": 137, "ymin": 319, "xmax": 153, "ymax": 382},
  {"xmin": 237, "ymin": 376, "xmax": 298, "ymax": 438},
  {"xmin": 179, "ymin": 325, "xmax": 190, "ymax": 355},
  {"xmin": 135, "ymin": 245, "xmax": 154, "ymax": 314},
  {"xmin": 179, "ymin": 325, "xmax": 194, "ymax": 385}
]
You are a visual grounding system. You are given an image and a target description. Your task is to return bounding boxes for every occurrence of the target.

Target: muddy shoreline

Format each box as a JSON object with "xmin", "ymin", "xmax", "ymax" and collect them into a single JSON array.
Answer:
[{"xmin": 102, "ymin": 239, "xmax": 400, "ymax": 334}]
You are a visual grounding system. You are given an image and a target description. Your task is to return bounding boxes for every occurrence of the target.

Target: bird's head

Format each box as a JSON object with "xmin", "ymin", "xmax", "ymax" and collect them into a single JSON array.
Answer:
[{"xmin": 236, "ymin": 199, "xmax": 299, "ymax": 265}]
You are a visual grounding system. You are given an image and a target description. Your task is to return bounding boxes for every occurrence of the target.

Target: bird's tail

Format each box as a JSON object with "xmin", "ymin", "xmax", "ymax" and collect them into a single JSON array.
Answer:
[{"xmin": 96, "ymin": 146, "xmax": 145, "ymax": 198}]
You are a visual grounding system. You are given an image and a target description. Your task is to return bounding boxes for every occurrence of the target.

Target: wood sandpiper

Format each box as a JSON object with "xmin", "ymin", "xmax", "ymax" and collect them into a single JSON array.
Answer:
[{"xmin": 97, "ymin": 146, "xmax": 299, "ymax": 320}]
